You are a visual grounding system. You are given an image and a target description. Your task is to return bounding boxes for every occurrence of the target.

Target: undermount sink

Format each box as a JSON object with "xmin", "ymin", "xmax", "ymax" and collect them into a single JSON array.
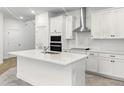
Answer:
[{"xmin": 41, "ymin": 51, "xmax": 60, "ymax": 54}]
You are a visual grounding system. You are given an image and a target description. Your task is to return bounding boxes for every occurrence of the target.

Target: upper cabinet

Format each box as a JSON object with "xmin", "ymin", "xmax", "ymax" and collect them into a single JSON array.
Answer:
[
  {"xmin": 65, "ymin": 15, "xmax": 74, "ymax": 39},
  {"xmin": 50, "ymin": 16, "xmax": 64, "ymax": 35},
  {"xmin": 91, "ymin": 8, "xmax": 124, "ymax": 39}
]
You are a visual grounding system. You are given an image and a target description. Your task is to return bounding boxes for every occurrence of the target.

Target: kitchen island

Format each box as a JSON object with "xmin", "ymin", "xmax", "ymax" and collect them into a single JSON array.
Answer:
[{"xmin": 9, "ymin": 49, "xmax": 88, "ymax": 86}]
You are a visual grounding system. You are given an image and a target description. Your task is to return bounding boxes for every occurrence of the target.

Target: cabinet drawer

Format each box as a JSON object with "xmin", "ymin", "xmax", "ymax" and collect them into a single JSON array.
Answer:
[
  {"xmin": 116, "ymin": 55, "xmax": 124, "ymax": 60},
  {"xmin": 99, "ymin": 53, "xmax": 124, "ymax": 59},
  {"xmin": 99, "ymin": 53, "xmax": 111, "ymax": 58},
  {"xmin": 88, "ymin": 52, "xmax": 98, "ymax": 56}
]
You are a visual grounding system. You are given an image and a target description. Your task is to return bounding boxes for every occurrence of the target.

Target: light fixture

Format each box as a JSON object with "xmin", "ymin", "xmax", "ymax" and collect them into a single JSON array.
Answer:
[
  {"xmin": 31, "ymin": 10, "xmax": 35, "ymax": 14},
  {"xmin": 20, "ymin": 16, "xmax": 23, "ymax": 19}
]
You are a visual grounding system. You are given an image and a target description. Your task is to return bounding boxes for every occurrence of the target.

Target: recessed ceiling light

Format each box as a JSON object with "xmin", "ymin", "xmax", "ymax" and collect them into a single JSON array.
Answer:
[
  {"xmin": 20, "ymin": 16, "xmax": 23, "ymax": 19},
  {"xmin": 31, "ymin": 10, "xmax": 35, "ymax": 14}
]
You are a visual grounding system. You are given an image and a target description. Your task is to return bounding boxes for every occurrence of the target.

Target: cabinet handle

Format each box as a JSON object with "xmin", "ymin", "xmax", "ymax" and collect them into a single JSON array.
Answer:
[
  {"xmin": 110, "ymin": 60, "xmax": 115, "ymax": 63},
  {"xmin": 111, "ymin": 35, "xmax": 115, "ymax": 37},
  {"xmin": 113, "ymin": 60, "xmax": 115, "ymax": 62},
  {"xmin": 90, "ymin": 53, "xmax": 94, "ymax": 55},
  {"xmin": 110, "ymin": 55, "xmax": 115, "ymax": 57}
]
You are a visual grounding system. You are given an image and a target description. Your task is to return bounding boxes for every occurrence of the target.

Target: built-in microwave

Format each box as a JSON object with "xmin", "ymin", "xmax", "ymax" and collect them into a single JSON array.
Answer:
[{"xmin": 50, "ymin": 36, "xmax": 61, "ymax": 42}]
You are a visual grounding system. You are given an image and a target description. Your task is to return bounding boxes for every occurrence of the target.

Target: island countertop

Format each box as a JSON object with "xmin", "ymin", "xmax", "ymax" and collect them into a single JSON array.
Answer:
[{"xmin": 9, "ymin": 49, "xmax": 88, "ymax": 66}]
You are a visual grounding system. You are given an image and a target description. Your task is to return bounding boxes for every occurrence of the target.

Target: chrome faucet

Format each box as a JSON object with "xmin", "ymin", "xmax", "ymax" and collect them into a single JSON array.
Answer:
[{"xmin": 42, "ymin": 46, "xmax": 49, "ymax": 54}]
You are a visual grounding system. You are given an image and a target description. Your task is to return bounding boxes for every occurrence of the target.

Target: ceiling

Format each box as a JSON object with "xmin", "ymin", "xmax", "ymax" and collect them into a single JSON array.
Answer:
[{"xmin": 1, "ymin": 7, "xmax": 80, "ymax": 21}]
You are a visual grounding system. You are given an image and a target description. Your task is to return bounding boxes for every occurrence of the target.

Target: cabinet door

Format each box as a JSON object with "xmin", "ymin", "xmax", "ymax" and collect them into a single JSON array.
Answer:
[
  {"xmin": 55, "ymin": 16, "xmax": 63, "ymax": 33},
  {"xmin": 91, "ymin": 8, "xmax": 121, "ymax": 39},
  {"xmin": 101, "ymin": 11, "xmax": 117, "ymax": 38},
  {"xmin": 99, "ymin": 57, "xmax": 113, "ymax": 76},
  {"xmin": 65, "ymin": 16, "xmax": 73, "ymax": 39},
  {"xmin": 50, "ymin": 16, "xmax": 63, "ymax": 33},
  {"xmin": 91, "ymin": 13, "xmax": 102, "ymax": 38},
  {"xmin": 35, "ymin": 27, "xmax": 49, "ymax": 48},
  {"xmin": 86, "ymin": 52, "xmax": 98, "ymax": 72},
  {"xmin": 35, "ymin": 13, "xmax": 49, "ymax": 27},
  {"xmin": 50, "ymin": 18, "xmax": 56, "ymax": 33},
  {"xmin": 112, "ymin": 59, "xmax": 124, "ymax": 78},
  {"xmin": 116, "ymin": 8, "xmax": 124, "ymax": 38}
]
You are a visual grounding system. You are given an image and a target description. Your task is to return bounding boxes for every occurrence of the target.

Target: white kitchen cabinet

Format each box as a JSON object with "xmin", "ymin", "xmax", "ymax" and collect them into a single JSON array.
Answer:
[
  {"xmin": 35, "ymin": 12, "xmax": 49, "ymax": 48},
  {"xmin": 91, "ymin": 8, "xmax": 124, "ymax": 39},
  {"xmin": 50, "ymin": 16, "xmax": 63, "ymax": 34},
  {"xmin": 111, "ymin": 59, "xmax": 124, "ymax": 78},
  {"xmin": 91, "ymin": 12, "xmax": 103, "ymax": 38},
  {"xmin": 98, "ymin": 52, "xmax": 124, "ymax": 79},
  {"xmin": 65, "ymin": 16, "xmax": 74, "ymax": 39},
  {"xmin": 35, "ymin": 12, "xmax": 49, "ymax": 27},
  {"xmin": 116, "ymin": 9, "xmax": 124, "ymax": 38},
  {"xmin": 99, "ymin": 56, "xmax": 113, "ymax": 76},
  {"xmin": 86, "ymin": 51, "xmax": 124, "ymax": 79},
  {"xmin": 35, "ymin": 27, "xmax": 49, "ymax": 48},
  {"xmin": 86, "ymin": 52, "xmax": 98, "ymax": 72}
]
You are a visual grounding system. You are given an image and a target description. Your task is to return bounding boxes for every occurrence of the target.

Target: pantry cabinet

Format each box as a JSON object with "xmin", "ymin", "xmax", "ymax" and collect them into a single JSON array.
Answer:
[
  {"xmin": 35, "ymin": 12, "xmax": 49, "ymax": 27},
  {"xmin": 91, "ymin": 8, "xmax": 124, "ymax": 39},
  {"xmin": 35, "ymin": 12, "xmax": 49, "ymax": 48}
]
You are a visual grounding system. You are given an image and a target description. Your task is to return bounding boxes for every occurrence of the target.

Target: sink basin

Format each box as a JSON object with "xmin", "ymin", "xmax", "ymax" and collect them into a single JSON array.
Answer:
[{"xmin": 41, "ymin": 51, "xmax": 60, "ymax": 54}]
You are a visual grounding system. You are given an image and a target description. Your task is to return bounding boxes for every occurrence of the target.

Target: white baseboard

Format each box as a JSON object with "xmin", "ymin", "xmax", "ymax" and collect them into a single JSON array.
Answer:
[
  {"xmin": 4, "ymin": 55, "xmax": 16, "ymax": 59},
  {"xmin": 0, "ymin": 59, "xmax": 3, "ymax": 64}
]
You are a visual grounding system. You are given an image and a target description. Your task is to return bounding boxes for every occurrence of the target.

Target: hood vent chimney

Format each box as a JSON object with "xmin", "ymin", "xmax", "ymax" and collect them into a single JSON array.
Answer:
[{"xmin": 74, "ymin": 7, "xmax": 90, "ymax": 32}]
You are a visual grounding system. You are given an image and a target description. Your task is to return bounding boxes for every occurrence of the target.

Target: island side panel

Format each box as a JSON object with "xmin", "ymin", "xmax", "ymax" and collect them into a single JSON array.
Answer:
[
  {"xmin": 70, "ymin": 58, "xmax": 86, "ymax": 86},
  {"xmin": 17, "ymin": 56, "xmax": 74, "ymax": 86}
]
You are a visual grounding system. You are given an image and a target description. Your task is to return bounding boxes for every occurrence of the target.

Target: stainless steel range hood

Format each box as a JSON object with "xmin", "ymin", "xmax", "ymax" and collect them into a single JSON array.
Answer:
[{"xmin": 74, "ymin": 7, "xmax": 90, "ymax": 32}]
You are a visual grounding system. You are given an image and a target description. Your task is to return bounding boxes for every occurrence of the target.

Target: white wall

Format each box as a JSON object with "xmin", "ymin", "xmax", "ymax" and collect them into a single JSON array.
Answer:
[
  {"xmin": 4, "ymin": 19, "xmax": 35, "ymax": 58},
  {"xmin": 0, "ymin": 12, "xmax": 3, "ymax": 63}
]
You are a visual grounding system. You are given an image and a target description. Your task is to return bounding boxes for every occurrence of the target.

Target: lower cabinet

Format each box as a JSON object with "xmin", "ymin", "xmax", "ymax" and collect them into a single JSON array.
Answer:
[
  {"xmin": 86, "ymin": 52, "xmax": 124, "ymax": 79},
  {"xmin": 99, "ymin": 57, "xmax": 124, "ymax": 79},
  {"xmin": 86, "ymin": 52, "xmax": 98, "ymax": 72},
  {"xmin": 99, "ymin": 57, "xmax": 113, "ymax": 76},
  {"xmin": 112, "ymin": 59, "xmax": 124, "ymax": 78}
]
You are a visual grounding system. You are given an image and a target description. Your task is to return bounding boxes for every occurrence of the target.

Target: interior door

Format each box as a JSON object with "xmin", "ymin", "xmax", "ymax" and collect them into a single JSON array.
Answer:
[{"xmin": 8, "ymin": 29, "xmax": 23, "ymax": 52}]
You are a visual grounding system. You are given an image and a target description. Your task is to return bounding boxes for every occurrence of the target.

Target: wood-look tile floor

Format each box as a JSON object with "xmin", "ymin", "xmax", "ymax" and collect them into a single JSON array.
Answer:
[
  {"xmin": 0, "ymin": 57, "xmax": 16, "ymax": 75},
  {"xmin": 0, "ymin": 57, "xmax": 124, "ymax": 86}
]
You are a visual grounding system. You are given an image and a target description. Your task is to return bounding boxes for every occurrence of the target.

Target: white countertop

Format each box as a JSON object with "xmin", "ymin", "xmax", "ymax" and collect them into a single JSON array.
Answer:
[
  {"xmin": 89, "ymin": 49, "xmax": 124, "ymax": 55},
  {"xmin": 9, "ymin": 49, "xmax": 88, "ymax": 66}
]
